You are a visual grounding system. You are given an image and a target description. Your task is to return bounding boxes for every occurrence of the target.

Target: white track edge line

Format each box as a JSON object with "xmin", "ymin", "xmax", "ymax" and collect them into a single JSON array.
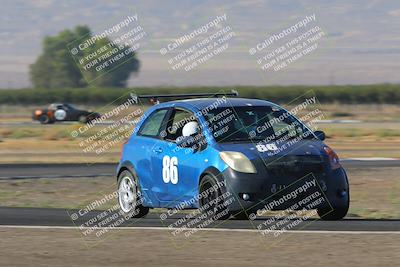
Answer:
[{"xmin": 0, "ymin": 225, "xmax": 399, "ymax": 234}]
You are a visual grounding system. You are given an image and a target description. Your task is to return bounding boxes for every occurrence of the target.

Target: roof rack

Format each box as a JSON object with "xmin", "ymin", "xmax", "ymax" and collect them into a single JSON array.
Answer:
[{"xmin": 136, "ymin": 89, "xmax": 239, "ymax": 105}]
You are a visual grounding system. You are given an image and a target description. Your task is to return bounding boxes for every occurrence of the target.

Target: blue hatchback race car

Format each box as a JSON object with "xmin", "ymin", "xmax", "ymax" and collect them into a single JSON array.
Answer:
[{"xmin": 117, "ymin": 92, "xmax": 349, "ymax": 221}]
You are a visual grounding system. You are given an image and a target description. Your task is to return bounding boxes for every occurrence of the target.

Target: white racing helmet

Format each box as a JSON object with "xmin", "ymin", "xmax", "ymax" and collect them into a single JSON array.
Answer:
[{"xmin": 182, "ymin": 121, "xmax": 199, "ymax": 137}]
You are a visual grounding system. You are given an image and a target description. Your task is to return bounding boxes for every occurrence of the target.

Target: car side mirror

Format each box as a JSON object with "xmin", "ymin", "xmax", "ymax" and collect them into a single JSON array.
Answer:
[
  {"xmin": 176, "ymin": 134, "xmax": 207, "ymax": 152},
  {"xmin": 176, "ymin": 136, "xmax": 196, "ymax": 148},
  {"xmin": 314, "ymin": 130, "xmax": 326, "ymax": 141}
]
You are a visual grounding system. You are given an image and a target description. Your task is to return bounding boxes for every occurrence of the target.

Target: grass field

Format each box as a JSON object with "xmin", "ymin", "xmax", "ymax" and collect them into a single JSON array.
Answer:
[
  {"xmin": 1, "ymin": 124, "xmax": 400, "ymax": 163},
  {"xmin": 1, "ymin": 138, "xmax": 400, "ymax": 164}
]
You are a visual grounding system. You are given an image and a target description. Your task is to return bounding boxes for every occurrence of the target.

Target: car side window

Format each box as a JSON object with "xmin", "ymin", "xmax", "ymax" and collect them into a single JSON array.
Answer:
[
  {"xmin": 165, "ymin": 109, "xmax": 197, "ymax": 142},
  {"xmin": 138, "ymin": 109, "xmax": 168, "ymax": 137}
]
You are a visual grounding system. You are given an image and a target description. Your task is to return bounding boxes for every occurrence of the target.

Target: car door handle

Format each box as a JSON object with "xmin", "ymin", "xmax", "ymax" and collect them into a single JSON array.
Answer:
[{"xmin": 153, "ymin": 147, "xmax": 163, "ymax": 153}]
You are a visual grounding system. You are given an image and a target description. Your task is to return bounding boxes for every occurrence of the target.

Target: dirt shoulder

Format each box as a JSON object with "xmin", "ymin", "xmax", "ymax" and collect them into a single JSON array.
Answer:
[
  {"xmin": 1, "ymin": 136, "xmax": 400, "ymax": 164},
  {"xmin": 0, "ymin": 228, "xmax": 399, "ymax": 267}
]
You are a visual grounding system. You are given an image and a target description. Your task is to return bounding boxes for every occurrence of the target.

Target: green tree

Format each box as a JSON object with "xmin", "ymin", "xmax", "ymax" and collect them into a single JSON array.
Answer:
[{"xmin": 30, "ymin": 25, "xmax": 140, "ymax": 88}]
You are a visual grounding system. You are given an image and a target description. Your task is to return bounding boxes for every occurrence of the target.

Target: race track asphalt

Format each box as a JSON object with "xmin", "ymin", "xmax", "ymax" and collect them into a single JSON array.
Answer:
[
  {"xmin": 0, "ymin": 161, "xmax": 399, "ymax": 231},
  {"xmin": 1, "ymin": 160, "xmax": 399, "ymax": 180},
  {"xmin": 0, "ymin": 206, "xmax": 399, "ymax": 231}
]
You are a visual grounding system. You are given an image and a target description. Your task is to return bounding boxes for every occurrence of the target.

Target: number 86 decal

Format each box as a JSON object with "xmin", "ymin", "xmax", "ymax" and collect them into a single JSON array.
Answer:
[{"xmin": 162, "ymin": 155, "xmax": 178, "ymax": 184}]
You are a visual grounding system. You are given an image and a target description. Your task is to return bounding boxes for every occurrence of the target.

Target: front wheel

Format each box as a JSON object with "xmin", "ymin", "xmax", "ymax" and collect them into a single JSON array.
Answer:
[
  {"xmin": 317, "ymin": 204, "xmax": 349, "ymax": 220},
  {"xmin": 318, "ymin": 174, "xmax": 350, "ymax": 220},
  {"xmin": 231, "ymin": 210, "xmax": 258, "ymax": 220},
  {"xmin": 199, "ymin": 174, "xmax": 231, "ymax": 220},
  {"xmin": 117, "ymin": 170, "xmax": 149, "ymax": 218}
]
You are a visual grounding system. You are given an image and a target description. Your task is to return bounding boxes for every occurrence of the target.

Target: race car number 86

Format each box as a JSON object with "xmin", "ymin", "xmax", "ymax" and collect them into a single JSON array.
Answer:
[{"xmin": 162, "ymin": 155, "xmax": 178, "ymax": 184}]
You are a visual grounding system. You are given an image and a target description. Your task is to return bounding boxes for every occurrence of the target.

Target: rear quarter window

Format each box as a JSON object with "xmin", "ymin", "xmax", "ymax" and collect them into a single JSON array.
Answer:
[{"xmin": 137, "ymin": 109, "xmax": 168, "ymax": 137}]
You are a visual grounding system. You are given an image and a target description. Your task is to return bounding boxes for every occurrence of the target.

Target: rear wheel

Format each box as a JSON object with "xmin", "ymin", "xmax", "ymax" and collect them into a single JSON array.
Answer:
[
  {"xmin": 199, "ymin": 174, "xmax": 231, "ymax": 220},
  {"xmin": 117, "ymin": 170, "xmax": 149, "ymax": 218}
]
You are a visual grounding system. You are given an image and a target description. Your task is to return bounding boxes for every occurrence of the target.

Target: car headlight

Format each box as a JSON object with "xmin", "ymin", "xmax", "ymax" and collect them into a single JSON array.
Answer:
[{"xmin": 219, "ymin": 151, "xmax": 257, "ymax": 173}]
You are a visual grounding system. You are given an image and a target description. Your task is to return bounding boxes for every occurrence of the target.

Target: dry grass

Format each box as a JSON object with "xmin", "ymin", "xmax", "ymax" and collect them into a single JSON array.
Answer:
[
  {"xmin": 0, "ymin": 177, "xmax": 114, "ymax": 210},
  {"xmin": 0, "ymin": 103, "xmax": 399, "ymax": 163},
  {"xmin": 2, "ymin": 134, "xmax": 400, "ymax": 164},
  {"xmin": 326, "ymin": 139, "xmax": 400, "ymax": 158},
  {"xmin": 346, "ymin": 167, "xmax": 400, "ymax": 218},
  {"xmin": 318, "ymin": 104, "xmax": 400, "ymax": 122}
]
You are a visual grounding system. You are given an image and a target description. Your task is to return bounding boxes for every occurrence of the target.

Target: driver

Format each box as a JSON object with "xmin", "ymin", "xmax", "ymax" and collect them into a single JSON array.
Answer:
[
  {"xmin": 176, "ymin": 121, "xmax": 199, "ymax": 147},
  {"xmin": 182, "ymin": 121, "xmax": 199, "ymax": 137},
  {"xmin": 242, "ymin": 111, "xmax": 258, "ymax": 137}
]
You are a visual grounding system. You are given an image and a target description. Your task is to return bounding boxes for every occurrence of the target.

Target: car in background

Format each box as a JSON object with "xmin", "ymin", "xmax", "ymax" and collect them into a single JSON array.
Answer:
[{"xmin": 32, "ymin": 103, "xmax": 100, "ymax": 124}]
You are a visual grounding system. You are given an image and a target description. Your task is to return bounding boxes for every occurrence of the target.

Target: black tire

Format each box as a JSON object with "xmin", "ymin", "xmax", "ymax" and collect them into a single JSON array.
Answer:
[
  {"xmin": 317, "ymin": 194, "xmax": 349, "ymax": 220},
  {"xmin": 38, "ymin": 115, "xmax": 50, "ymax": 124},
  {"xmin": 317, "ymin": 204, "xmax": 349, "ymax": 220},
  {"xmin": 117, "ymin": 170, "xmax": 149, "ymax": 218},
  {"xmin": 199, "ymin": 174, "xmax": 231, "ymax": 220},
  {"xmin": 318, "ymin": 175, "xmax": 350, "ymax": 220},
  {"xmin": 232, "ymin": 210, "xmax": 254, "ymax": 220}
]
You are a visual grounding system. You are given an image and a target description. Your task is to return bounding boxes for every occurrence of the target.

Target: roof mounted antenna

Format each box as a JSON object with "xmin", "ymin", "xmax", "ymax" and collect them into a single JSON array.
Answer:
[{"xmin": 136, "ymin": 89, "xmax": 239, "ymax": 105}]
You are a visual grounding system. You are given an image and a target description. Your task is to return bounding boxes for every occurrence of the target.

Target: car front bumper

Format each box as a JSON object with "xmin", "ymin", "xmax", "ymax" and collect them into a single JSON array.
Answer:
[{"xmin": 220, "ymin": 165, "xmax": 349, "ymax": 213}]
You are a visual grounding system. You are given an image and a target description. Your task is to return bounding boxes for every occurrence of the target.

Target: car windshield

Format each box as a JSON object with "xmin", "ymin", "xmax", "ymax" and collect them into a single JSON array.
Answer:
[{"xmin": 204, "ymin": 106, "xmax": 314, "ymax": 143}]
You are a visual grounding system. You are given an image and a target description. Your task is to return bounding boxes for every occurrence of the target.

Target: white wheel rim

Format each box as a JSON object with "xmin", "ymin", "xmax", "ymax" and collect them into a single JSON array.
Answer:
[{"xmin": 118, "ymin": 176, "xmax": 137, "ymax": 213}]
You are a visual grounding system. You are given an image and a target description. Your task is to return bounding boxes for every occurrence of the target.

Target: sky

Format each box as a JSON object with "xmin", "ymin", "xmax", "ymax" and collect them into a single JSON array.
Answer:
[{"xmin": 0, "ymin": 0, "xmax": 399, "ymax": 88}]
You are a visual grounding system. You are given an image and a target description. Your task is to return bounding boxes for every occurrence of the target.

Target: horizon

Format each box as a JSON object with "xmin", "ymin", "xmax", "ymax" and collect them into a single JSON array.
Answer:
[{"xmin": 1, "ymin": 0, "xmax": 400, "ymax": 88}]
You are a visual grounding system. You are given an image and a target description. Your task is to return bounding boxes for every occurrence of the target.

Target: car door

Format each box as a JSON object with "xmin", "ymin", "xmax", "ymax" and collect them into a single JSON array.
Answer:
[
  {"xmin": 150, "ymin": 108, "xmax": 203, "ymax": 207},
  {"xmin": 63, "ymin": 104, "xmax": 81, "ymax": 121},
  {"xmin": 132, "ymin": 108, "xmax": 171, "ymax": 205}
]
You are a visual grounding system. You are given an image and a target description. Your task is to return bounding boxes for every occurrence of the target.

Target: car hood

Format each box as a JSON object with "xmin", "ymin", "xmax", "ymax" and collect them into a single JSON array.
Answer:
[{"xmin": 216, "ymin": 139, "xmax": 327, "ymax": 160}]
